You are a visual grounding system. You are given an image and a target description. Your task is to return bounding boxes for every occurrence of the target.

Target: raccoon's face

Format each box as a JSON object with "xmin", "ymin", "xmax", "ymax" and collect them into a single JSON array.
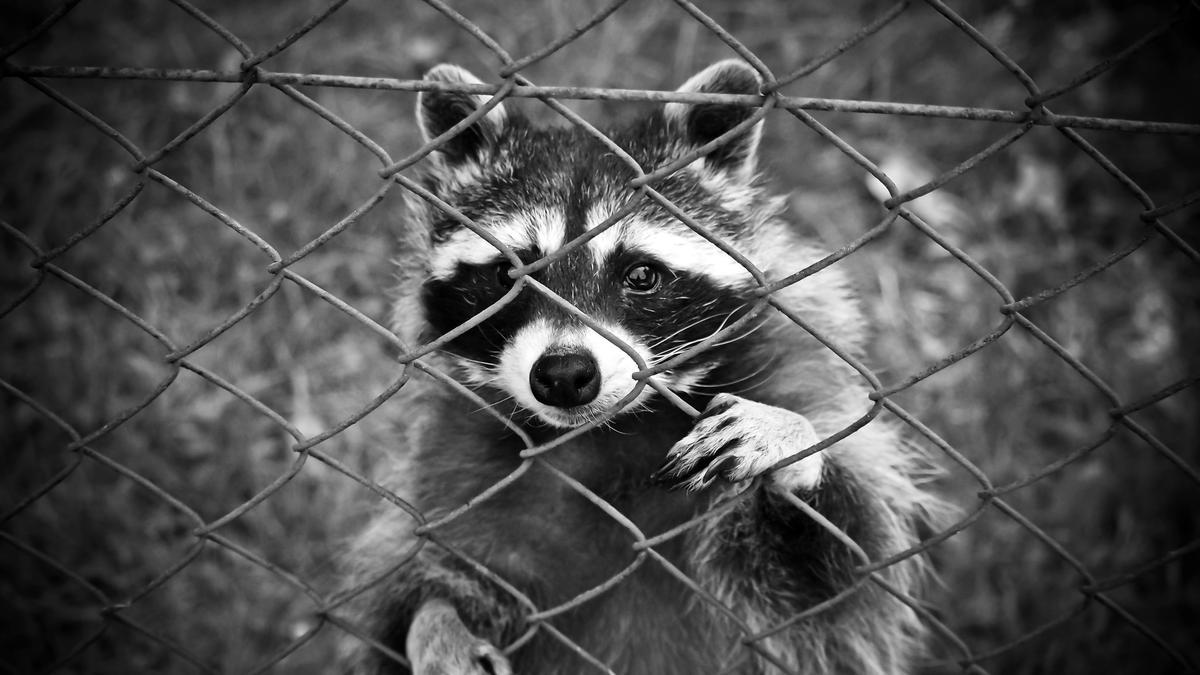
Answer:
[{"xmin": 410, "ymin": 61, "xmax": 776, "ymax": 428}]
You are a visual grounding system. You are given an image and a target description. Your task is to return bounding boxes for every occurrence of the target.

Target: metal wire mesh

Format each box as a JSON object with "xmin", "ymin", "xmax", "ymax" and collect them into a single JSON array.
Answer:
[{"xmin": 2, "ymin": 0, "xmax": 1198, "ymax": 673}]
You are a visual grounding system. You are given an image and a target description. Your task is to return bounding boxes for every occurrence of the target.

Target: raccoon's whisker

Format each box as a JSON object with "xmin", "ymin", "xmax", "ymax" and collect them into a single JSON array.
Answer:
[
  {"xmin": 442, "ymin": 357, "xmax": 490, "ymax": 374},
  {"xmin": 596, "ymin": 414, "xmax": 625, "ymax": 434},
  {"xmin": 693, "ymin": 316, "xmax": 770, "ymax": 355},
  {"xmin": 708, "ymin": 317, "xmax": 770, "ymax": 349},
  {"xmin": 650, "ymin": 309, "xmax": 743, "ymax": 359},
  {"xmin": 595, "ymin": 414, "xmax": 628, "ymax": 434},
  {"xmin": 648, "ymin": 314, "xmax": 729, "ymax": 355},
  {"xmin": 448, "ymin": 353, "xmax": 496, "ymax": 369},
  {"xmin": 648, "ymin": 314, "xmax": 725, "ymax": 350},
  {"xmin": 470, "ymin": 394, "xmax": 516, "ymax": 416},
  {"xmin": 700, "ymin": 360, "xmax": 772, "ymax": 386},
  {"xmin": 693, "ymin": 307, "xmax": 757, "ymax": 346},
  {"xmin": 652, "ymin": 300, "xmax": 734, "ymax": 344},
  {"xmin": 689, "ymin": 355, "xmax": 778, "ymax": 392},
  {"xmin": 652, "ymin": 315, "xmax": 763, "ymax": 366},
  {"xmin": 453, "ymin": 370, "xmax": 497, "ymax": 391}
]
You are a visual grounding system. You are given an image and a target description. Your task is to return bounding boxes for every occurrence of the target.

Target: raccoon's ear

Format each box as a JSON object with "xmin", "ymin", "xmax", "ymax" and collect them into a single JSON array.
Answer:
[
  {"xmin": 664, "ymin": 60, "xmax": 763, "ymax": 181},
  {"xmin": 417, "ymin": 64, "xmax": 508, "ymax": 165}
]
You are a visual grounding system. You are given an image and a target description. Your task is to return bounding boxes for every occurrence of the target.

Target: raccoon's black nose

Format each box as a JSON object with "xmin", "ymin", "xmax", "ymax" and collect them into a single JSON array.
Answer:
[{"xmin": 530, "ymin": 352, "xmax": 601, "ymax": 408}]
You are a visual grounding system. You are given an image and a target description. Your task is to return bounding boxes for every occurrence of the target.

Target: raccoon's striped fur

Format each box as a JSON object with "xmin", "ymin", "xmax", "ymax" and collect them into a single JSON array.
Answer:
[{"xmin": 342, "ymin": 60, "xmax": 945, "ymax": 675}]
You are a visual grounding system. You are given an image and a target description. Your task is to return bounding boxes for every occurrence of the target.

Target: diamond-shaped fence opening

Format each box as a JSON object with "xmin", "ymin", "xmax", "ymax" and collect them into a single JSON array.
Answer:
[{"xmin": 2, "ymin": 1, "xmax": 1198, "ymax": 673}]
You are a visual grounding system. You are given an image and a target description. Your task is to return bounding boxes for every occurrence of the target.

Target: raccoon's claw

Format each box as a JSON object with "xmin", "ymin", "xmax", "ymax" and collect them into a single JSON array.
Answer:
[
  {"xmin": 699, "ymin": 453, "xmax": 742, "ymax": 486},
  {"xmin": 655, "ymin": 393, "xmax": 825, "ymax": 493},
  {"xmin": 408, "ymin": 599, "xmax": 514, "ymax": 675},
  {"xmin": 660, "ymin": 442, "xmax": 748, "ymax": 493},
  {"xmin": 651, "ymin": 444, "xmax": 736, "ymax": 488},
  {"xmin": 648, "ymin": 461, "xmax": 676, "ymax": 485},
  {"xmin": 468, "ymin": 642, "xmax": 512, "ymax": 675},
  {"xmin": 413, "ymin": 636, "xmax": 511, "ymax": 675}
]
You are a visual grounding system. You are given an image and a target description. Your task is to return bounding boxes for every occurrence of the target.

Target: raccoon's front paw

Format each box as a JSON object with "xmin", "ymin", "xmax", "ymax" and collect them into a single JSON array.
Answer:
[
  {"xmin": 407, "ymin": 600, "xmax": 513, "ymax": 675},
  {"xmin": 653, "ymin": 393, "xmax": 824, "ymax": 494}
]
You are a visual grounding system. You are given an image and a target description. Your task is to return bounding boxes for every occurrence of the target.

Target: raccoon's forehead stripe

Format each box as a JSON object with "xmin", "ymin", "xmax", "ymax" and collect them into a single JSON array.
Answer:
[
  {"xmin": 428, "ymin": 207, "xmax": 565, "ymax": 279},
  {"xmin": 584, "ymin": 207, "xmax": 754, "ymax": 288}
]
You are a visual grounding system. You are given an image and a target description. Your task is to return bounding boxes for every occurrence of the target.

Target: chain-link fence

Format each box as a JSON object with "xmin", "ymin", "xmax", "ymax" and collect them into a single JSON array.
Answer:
[{"xmin": 2, "ymin": 0, "xmax": 1198, "ymax": 673}]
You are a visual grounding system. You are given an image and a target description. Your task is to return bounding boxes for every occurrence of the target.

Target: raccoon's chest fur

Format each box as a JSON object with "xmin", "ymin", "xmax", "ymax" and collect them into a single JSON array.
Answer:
[{"xmin": 409, "ymin": 396, "xmax": 735, "ymax": 673}]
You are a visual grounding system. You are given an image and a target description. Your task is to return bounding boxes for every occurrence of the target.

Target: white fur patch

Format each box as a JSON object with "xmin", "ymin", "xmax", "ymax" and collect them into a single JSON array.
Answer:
[
  {"xmin": 584, "ymin": 205, "xmax": 753, "ymax": 288},
  {"xmin": 429, "ymin": 207, "xmax": 564, "ymax": 279},
  {"xmin": 529, "ymin": 206, "xmax": 565, "ymax": 257},
  {"xmin": 496, "ymin": 318, "xmax": 659, "ymax": 428},
  {"xmin": 664, "ymin": 393, "xmax": 824, "ymax": 493}
]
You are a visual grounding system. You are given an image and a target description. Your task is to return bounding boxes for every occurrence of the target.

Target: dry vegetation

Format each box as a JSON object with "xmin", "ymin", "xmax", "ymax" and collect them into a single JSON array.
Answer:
[{"xmin": 1, "ymin": 0, "xmax": 1198, "ymax": 673}]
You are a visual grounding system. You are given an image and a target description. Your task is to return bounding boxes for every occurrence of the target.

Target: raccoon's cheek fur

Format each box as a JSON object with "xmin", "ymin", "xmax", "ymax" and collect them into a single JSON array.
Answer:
[{"xmin": 494, "ymin": 318, "xmax": 657, "ymax": 427}]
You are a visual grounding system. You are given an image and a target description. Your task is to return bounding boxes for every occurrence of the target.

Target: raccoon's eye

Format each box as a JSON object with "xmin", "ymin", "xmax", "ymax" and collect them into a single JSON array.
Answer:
[{"xmin": 623, "ymin": 263, "xmax": 663, "ymax": 294}]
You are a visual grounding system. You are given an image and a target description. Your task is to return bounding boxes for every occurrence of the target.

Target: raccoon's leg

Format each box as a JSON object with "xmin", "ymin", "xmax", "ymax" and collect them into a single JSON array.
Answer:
[
  {"xmin": 407, "ymin": 599, "xmax": 512, "ymax": 675},
  {"xmin": 652, "ymin": 393, "xmax": 918, "ymax": 674},
  {"xmin": 344, "ymin": 547, "xmax": 523, "ymax": 675}
]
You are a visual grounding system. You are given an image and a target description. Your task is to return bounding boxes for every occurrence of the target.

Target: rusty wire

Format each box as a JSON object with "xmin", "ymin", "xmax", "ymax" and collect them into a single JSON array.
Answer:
[{"xmin": 2, "ymin": 0, "xmax": 1198, "ymax": 673}]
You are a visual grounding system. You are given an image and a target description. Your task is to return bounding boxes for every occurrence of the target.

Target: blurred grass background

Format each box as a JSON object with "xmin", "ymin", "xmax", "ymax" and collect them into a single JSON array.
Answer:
[{"xmin": 1, "ymin": 0, "xmax": 1198, "ymax": 673}]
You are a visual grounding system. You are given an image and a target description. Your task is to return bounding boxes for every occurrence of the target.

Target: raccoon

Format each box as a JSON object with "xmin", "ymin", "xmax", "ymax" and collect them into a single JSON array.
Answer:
[{"xmin": 342, "ymin": 60, "xmax": 943, "ymax": 675}]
